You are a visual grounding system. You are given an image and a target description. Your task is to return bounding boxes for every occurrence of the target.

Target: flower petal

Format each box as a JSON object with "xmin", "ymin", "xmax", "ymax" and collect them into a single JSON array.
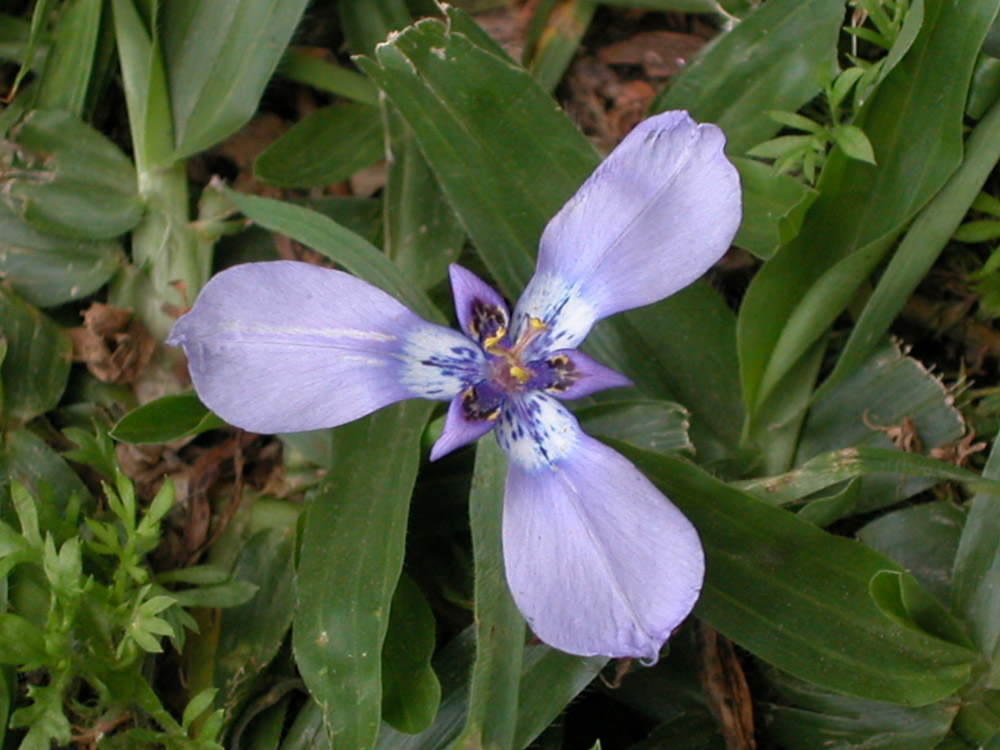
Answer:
[
  {"xmin": 167, "ymin": 261, "xmax": 484, "ymax": 433},
  {"xmin": 448, "ymin": 264, "xmax": 511, "ymax": 345},
  {"xmin": 528, "ymin": 349, "xmax": 634, "ymax": 400},
  {"xmin": 499, "ymin": 397, "xmax": 704, "ymax": 658},
  {"xmin": 429, "ymin": 390, "xmax": 499, "ymax": 461},
  {"xmin": 513, "ymin": 110, "xmax": 741, "ymax": 350}
]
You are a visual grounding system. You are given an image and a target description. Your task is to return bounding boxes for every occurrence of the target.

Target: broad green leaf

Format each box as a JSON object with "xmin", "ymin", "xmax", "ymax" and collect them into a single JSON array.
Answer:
[
  {"xmin": 0, "ymin": 201, "xmax": 121, "ymax": 308},
  {"xmin": 578, "ymin": 399, "xmax": 692, "ymax": 455},
  {"xmin": 111, "ymin": 392, "xmax": 226, "ymax": 444},
  {"xmin": 35, "ymin": 0, "xmax": 102, "ymax": 116},
  {"xmin": 823, "ymin": 91, "xmax": 1000, "ymax": 393},
  {"xmin": 214, "ymin": 526, "xmax": 297, "ymax": 724},
  {"xmin": 762, "ymin": 670, "xmax": 958, "ymax": 750},
  {"xmin": 160, "ymin": 0, "xmax": 311, "ymax": 158},
  {"xmin": 952, "ymin": 435, "xmax": 1000, "ymax": 686},
  {"xmin": 732, "ymin": 157, "xmax": 818, "ymax": 260},
  {"xmin": 451, "ymin": 438, "xmax": 523, "ymax": 750},
  {"xmin": 381, "ymin": 574, "xmax": 441, "ymax": 734},
  {"xmin": 859, "ymin": 502, "xmax": 965, "ymax": 605},
  {"xmin": 222, "ymin": 187, "xmax": 442, "ymax": 324},
  {"xmin": 7, "ymin": 109, "xmax": 142, "ymax": 239},
  {"xmin": 619, "ymin": 445, "xmax": 978, "ymax": 705},
  {"xmin": 254, "ymin": 104, "xmax": 384, "ymax": 189},
  {"xmin": 383, "ymin": 105, "xmax": 464, "ymax": 292},
  {"xmin": 0, "ymin": 287, "xmax": 70, "ymax": 427},
  {"xmin": 654, "ymin": 0, "xmax": 843, "ymax": 155},
  {"xmin": 738, "ymin": 0, "xmax": 1000, "ymax": 417},
  {"xmin": 293, "ymin": 401, "xmax": 431, "ymax": 749}
]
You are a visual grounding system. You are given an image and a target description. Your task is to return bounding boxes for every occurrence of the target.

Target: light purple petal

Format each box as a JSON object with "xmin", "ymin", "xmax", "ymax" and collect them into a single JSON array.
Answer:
[
  {"xmin": 513, "ymin": 110, "xmax": 741, "ymax": 350},
  {"xmin": 535, "ymin": 349, "xmax": 634, "ymax": 400},
  {"xmin": 498, "ymin": 394, "xmax": 704, "ymax": 658},
  {"xmin": 448, "ymin": 264, "xmax": 510, "ymax": 344},
  {"xmin": 167, "ymin": 261, "xmax": 484, "ymax": 434},
  {"xmin": 429, "ymin": 392, "xmax": 499, "ymax": 460}
]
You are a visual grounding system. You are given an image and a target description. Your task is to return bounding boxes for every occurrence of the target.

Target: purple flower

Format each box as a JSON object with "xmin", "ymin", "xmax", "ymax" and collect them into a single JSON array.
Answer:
[{"xmin": 168, "ymin": 111, "xmax": 741, "ymax": 660}]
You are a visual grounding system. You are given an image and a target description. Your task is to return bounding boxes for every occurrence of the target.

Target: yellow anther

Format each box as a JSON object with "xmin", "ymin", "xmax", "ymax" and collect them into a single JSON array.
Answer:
[
  {"xmin": 483, "ymin": 325, "xmax": 507, "ymax": 349},
  {"xmin": 487, "ymin": 410, "xmax": 500, "ymax": 421},
  {"xmin": 529, "ymin": 316, "xmax": 546, "ymax": 330},
  {"xmin": 509, "ymin": 365, "xmax": 530, "ymax": 384}
]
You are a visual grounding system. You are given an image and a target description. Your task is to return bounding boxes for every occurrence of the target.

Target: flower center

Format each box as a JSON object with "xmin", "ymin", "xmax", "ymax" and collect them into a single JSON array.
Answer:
[{"xmin": 483, "ymin": 317, "xmax": 547, "ymax": 393}]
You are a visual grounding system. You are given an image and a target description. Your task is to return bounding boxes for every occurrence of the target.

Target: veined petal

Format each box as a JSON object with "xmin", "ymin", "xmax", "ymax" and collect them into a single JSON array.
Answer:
[
  {"xmin": 499, "ymin": 396, "xmax": 704, "ymax": 658},
  {"xmin": 513, "ymin": 110, "xmax": 741, "ymax": 349},
  {"xmin": 448, "ymin": 264, "xmax": 511, "ymax": 346},
  {"xmin": 167, "ymin": 261, "xmax": 484, "ymax": 433},
  {"xmin": 528, "ymin": 349, "xmax": 633, "ymax": 400},
  {"xmin": 429, "ymin": 390, "xmax": 500, "ymax": 461}
]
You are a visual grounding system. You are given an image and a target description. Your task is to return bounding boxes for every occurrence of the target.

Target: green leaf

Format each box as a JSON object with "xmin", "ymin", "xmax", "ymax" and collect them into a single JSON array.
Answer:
[
  {"xmin": 110, "ymin": 0, "xmax": 174, "ymax": 172},
  {"xmin": 110, "ymin": 392, "xmax": 226, "ymax": 444},
  {"xmin": 382, "ymin": 105, "xmax": 464, "ymax": 292},
  {"xmin": 732, "ymin": 157, "xmax": 818, "ymax": 260},
  {"xmin": 35, "ymin": 0, "xmax": 103, "ymax": 116},
  {"xmin": 859, "ymin": 502, "xmax": 965, "ymax": 605},
  {"xmin": 254, "ymin": 103, "xmax": 384, "ymax": 188},
  {"xmin": 339, "ymin": 0, "xmax": 411, "ymax": 56},
  {"xmin": 823, "ymin": 91, "xmax": 1000, "ymax": 393},
  {"xmin": 161, "ymin": 0, "xmax": 312, "ymax": 158},
  {"xmin": 182, "ymin": 688, "xmax": 218, "ymax": 731},
  {"xmin": 954, "ymin": 219, "xmax": 1000, "ymax": 242},
  {"xmin": 0, "ymin": 201, "xmax": 121, "ymax": 308},
  {"xmin": 952, "ymin": 434, "xmax": 1000, "ymax": 686},
  {"xmin": 526, "ymin": 0, "xmax": 597, "ymax": 93},
  {"xmin": 0, "ymin": 613, "xmax": 45, "ymax": 665},
  {"xmin": 7, "ymin": 0, "xmax": 54, "ymax": 101},
  {"xmin": 577, "ymin": 399, "xmax": 692, "ymax": 455},
  {"xmin": 381, "ymin": 574, "xmax": 441, "ymax": 734},
  {"xmin": 214, "ymin": 526, "xmax": 297, "ymax": 721},
  {"xmin": 169, "ymin": 580, "xmax": 258, "ymax": 608},
  {"xmin": 451, "ymin": 438, "xmax": 523, "ymax": 750},
  {"xmin": 653, "ymin": 0, "xmax": 844, "ymax": 154},
  {"xmin": 0, "ymin": 430, "xmax": 89, "ymax": 517},
  {"xmin": 745, "ymin": 134, "xmax": 818, "ymax": 160},
  {"xmin": 619, "ymin": 445, "xmax": 978, "ymax": 705},
  {"xmin": 7, "ymin": 109, "xmax": 142, "ymax": 239},
  {"xmin": 279, "ymin": 50, "xmax": 378, "ymax": 105},
  {"xmin": 222, "ymin": 187, "xmax": 442, "ymax": 324},
  {"xmin": 292, "ymin": 401, "xmax": 431, "ymax": 749},
  {"xmin": 765, "ymin": 110, "xmax": 826, "ymax": 135},
  {"xmin": 762, "ymin": 669, "xmax": 958, "ymax": 750},
  {"xmin": 831, "ymin": 124, "xmax": 877, "ymax": 164},
  {"xmin": 735, "ymin": 446, "xmax": 982, "ymax": 507},
  {"xmin": 0, "ymin": 286, "xmax": 70, "ymax": 427},
  {"xmin": 738, "ymin": 0, "xmax": 1000, "ymax": 417}
]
